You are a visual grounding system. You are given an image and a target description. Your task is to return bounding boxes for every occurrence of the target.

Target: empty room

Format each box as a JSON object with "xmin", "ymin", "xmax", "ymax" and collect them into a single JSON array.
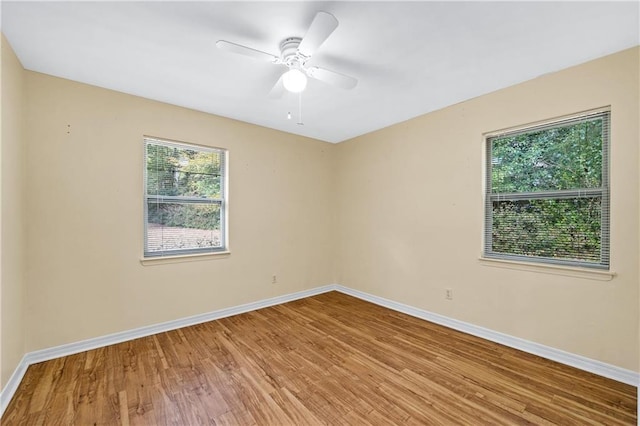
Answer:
[{"xmin": 1, "ymin": 1, "xmax": 638, "ymax": 424}]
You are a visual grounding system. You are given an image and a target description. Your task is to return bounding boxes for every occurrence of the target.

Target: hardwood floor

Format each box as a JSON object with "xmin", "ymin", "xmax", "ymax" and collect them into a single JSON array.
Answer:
[{"xmin": 2, "ymin": 291, "xmax": 637, "ymax": 425}]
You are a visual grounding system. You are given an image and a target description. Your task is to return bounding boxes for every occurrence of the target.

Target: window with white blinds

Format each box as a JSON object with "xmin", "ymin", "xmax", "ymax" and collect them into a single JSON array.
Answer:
[
  {"xmin": 144, "ymin": 137, "xmax": 227, "ymax": 257},
  {"xmin": 484, "ymin": 110, "xmax": 610, "ymax": 269}
]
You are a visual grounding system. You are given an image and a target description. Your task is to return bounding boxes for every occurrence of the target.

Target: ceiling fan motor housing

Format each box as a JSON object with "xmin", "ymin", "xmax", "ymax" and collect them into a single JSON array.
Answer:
[{"xmin": 280, "ymin": 37, "xmax": 308, "ymax": 69}]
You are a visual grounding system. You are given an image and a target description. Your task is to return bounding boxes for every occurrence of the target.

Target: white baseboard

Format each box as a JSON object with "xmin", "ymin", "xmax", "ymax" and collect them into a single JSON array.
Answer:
[
  {"xmin": 2, "ymin": 283, "xmax": 638, "ymax": 418},
  {"xmin": 0, "ymin": 284, "xmax": 335, "ymax": 417},
  {"xmin": 334, "ymin": 285, "xmax": 639, "ymax": 387},
  {"xmin": 0, "ymin": 354, "xmax": 29, "ymax": 417}
]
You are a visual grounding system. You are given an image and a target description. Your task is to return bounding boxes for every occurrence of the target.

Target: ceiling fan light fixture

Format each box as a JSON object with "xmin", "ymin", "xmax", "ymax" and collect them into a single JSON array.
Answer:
[{"xmin": 282, "ymin": 68, "xmax": 307, "ymax": 93}]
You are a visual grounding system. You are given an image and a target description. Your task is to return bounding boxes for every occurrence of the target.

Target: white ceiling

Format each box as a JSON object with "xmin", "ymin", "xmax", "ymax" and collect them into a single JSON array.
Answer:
[{"xmin": 2, "ymin": 1, "xmax": 638, "ymax": 143}]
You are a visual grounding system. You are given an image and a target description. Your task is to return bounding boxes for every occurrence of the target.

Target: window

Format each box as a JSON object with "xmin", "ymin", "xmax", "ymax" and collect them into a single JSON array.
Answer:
[
  {"xmin": 144, "ymin": 137, "xmax": 227, "ymax": 257},
  {"xmin": 484, "ymin": 110, "xmax": 610, "ymax": 269}
]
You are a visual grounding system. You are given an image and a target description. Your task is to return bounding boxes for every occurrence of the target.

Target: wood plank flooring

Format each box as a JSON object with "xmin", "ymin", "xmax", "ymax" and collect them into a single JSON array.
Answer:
[{"xmin": 2, "ymin": 291, "xmax": 637, "ymax": 425}]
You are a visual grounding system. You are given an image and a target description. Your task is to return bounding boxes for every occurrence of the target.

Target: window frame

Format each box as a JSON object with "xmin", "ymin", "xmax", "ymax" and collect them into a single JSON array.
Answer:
[
  {"xmin": 483, "ymin": 109, "xmax": 610, "ymax": 270},
  {"xmin": 143, "ymin": 136, "xmax": 228, "ymax": 259}
]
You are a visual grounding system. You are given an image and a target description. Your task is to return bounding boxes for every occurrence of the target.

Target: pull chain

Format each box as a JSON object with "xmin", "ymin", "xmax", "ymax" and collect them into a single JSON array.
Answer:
[{"xmin": 297, "ymin": 92, "xmax": 304, "ymax": 125}]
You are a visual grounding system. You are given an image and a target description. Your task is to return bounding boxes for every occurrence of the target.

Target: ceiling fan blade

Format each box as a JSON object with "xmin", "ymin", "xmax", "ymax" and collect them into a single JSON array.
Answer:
[
  {"xmin": 268, "ymin": 74, "xmax": 285, "ymax": 99},
  {"xmin": 216, "ymin": 40, "xmax": 279, "ymax": 63},
  {"xmin": 307, "ymin": 66, "xmax": 358, "ymax": 90},
  {"xmin": 297, "ymin": 11, "xmax": 339, "ymax": 57}
]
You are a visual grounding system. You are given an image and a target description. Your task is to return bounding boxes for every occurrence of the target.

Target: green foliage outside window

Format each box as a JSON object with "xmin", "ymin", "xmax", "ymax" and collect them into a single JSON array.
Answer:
[
  {"xmin": 486, "ymin": 112, "xmax": 609, "ymax": 268},
  {"xmin": 492, "ymin": 198, "xmax": 602, "ymax": 263},
  {"xmin": 491, "ymin": 121, "xmax": 602, "ymax": 193},
  {"xmin": 146, "ymin": 143, "xmax": 222, "ymax": 231},
  {"xmin": 145, "ymin": 144, "xmax": 222, "ymax": 197}
]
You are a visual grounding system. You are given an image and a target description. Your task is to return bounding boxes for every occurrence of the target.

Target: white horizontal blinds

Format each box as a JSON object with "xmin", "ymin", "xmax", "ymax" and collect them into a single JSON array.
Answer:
[
  {"xmin": 484, "ymin": 110, "xmax": 610, "ymax": 269},
  {"xmin": 144, "ymin": 137, "xmax": 226, "ymax": 257},
  {"xmin": 599, "ymin": 112, "xmax": 610, "ymax": 267}
]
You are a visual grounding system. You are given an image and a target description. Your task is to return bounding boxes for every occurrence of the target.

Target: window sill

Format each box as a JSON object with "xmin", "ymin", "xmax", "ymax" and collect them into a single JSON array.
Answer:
[
  {"xmin": 140, "ymin": 251, "xmax": 230, "ymax": 266},
  {"xmin": 478, "ymin": 257, "xmax": 616, "ymax": 281}
]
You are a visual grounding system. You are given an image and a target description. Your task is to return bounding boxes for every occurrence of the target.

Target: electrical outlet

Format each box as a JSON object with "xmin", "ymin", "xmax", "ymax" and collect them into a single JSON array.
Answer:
[
  {"xmin": 272, "ymin": 275, "xmax": 277, "ymax": 284},
  {"xmin": 445, "ymin": 288, "xmax": 453, "ymax": 300}
]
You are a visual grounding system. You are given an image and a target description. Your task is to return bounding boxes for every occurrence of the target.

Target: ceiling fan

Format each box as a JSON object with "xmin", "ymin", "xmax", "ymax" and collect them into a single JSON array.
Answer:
[{"xmin": 216, "ymin": 11, "xmax": 358, "ymax": 98}]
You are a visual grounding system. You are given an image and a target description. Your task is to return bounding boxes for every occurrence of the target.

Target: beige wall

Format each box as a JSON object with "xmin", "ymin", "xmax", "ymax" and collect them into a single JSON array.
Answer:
[
  {"xmin": 23, "ymin": 71, "xmax": 336, "ymax": 352},
  {"xmin": 336, "ymin": 47, "xmax": 640, "ymax": 371},
  {"xmin": 1, "ymin": 35, "xmax": 27, "ymax": 387}
]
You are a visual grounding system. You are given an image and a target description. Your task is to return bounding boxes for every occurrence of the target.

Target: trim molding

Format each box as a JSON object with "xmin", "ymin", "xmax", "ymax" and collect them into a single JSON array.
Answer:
[
  {"xmin": 22, "ymin": 284, "xmax": 335, "ymax": 365},
  {"xmin": 0, "ymin": 284, "xmax": 335, "ymax": 416},
  {"xmin": 2, "ymin": 283, "xmax": 638, "ymax": 417},
  {"xmin": 334, "ymin": 285, "xmax": 639, "ymax": 387},
  {"xmin": 0, "ymin": 355, "xmax": 29, "ymax": 417}
]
